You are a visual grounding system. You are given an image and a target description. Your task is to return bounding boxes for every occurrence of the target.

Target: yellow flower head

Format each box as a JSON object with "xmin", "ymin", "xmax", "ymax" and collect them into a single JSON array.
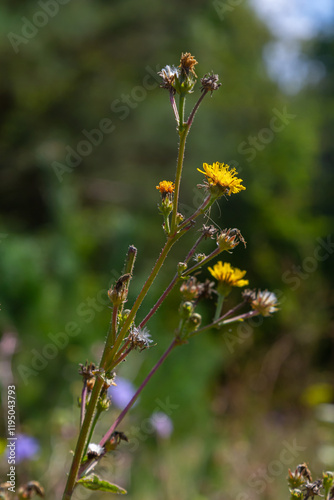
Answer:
[
  {"xmin": 197, "ymin": 162, "xmax": 246, "ymax": 197},
  {"xmin": 208, "ymin": 261, "xmax": 249, "ymax": 295},
  {"xmin": 156, "ymin": 180, "xmax": 175, "ymax": 195}
]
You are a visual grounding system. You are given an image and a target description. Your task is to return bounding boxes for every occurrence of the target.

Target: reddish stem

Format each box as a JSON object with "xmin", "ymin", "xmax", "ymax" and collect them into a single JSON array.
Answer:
[{"xmin": 99, "ymin": 338, "xmax": 177, "ymax": 448}]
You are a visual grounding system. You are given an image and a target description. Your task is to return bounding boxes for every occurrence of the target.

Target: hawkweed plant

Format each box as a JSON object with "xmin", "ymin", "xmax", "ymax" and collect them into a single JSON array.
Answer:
[{"xmin": 58, "ymin": 52, "xmax": 279, "ymax": 499}]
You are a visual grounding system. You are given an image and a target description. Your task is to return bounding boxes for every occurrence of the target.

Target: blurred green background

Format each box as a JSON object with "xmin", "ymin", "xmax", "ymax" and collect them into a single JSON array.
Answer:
[{"xmin": 0, "ymin": 0, "xmax": 334, "ymax": 498}]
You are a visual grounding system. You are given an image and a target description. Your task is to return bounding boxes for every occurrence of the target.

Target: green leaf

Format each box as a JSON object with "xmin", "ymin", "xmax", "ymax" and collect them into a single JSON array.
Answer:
[{"xmin": 77, "ymin": 475, "xmax": 127, "ymax": 494}]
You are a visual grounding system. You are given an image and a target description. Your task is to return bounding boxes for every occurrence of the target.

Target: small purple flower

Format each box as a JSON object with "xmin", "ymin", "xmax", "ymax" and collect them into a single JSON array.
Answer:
[
  {"xmin": 150, "ymin": 412, "xmax": 173, "ymax": 439},
  {"xmin": 108, "ymin": 377, "xmax": 138, "ymax": 410},
  {"xmin": 9, "ymin": 434, "xmax": 40, "ymax": 463}
]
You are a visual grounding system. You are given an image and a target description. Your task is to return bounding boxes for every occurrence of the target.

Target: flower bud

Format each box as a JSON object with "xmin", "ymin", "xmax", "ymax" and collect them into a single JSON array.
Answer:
[
  {"xmin": 289, "ymin": 489, "xmax": 303, "ymax": 500},
  {"xmin": 176, "ymin": 212, "xmax": 184, "ymax": 225},
  {"xmin": 323, "ymin": 471, "xmax": 334, "ymax": 492},
  {"xmin": 186, "ymin": 313, "xmax": 202, "ymax": 331},
  {"xmin": 177, "ymin": 262, "xmax": 188, "ymax": 276},
  {"xmin": 179, "ymin": 301, "xmax": 194, "ymax": 319},
  {"xmin": 97, "ymin": 393, "xmax": 111, "ymax": 412},
  {"xmin": 194, "ymin": 253, "xmax": 206, "ymax": 263}
]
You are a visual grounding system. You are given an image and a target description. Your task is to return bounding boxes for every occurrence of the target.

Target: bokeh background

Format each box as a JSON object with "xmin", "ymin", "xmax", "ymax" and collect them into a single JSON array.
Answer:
[{"xmin": 0, "ymin": 0, "xmax": 334, "ymax": 498}]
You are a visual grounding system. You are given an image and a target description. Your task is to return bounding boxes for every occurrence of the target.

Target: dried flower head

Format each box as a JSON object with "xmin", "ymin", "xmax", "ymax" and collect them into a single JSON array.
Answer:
[
  {"xmin": 128, "ymin": 326, "xmax": 153, "ymax": 351},
  {"xmin": 78, "ymin": 361, "xmax": 97, "ymax": 380},
  {"xmin": 198, "ymin": 279, "xmax": 215, "ymax": 300},
  {"xmin": 179, "ymin": 52, "xmax": 198, "ymax": 78},
  {"xmin": 217, "ymin": 228, "xmax": 246, "ymax": 252},
  {"xmin": 200, "ymin": 73, "xmax": 222, "ymax": 94},
  {"xmin": 246, "ymin": 289, "xmax": 279, "ymax": 317},
  {"xmin": 208, "ymin": 261, "xmax": 249, "ymax": 296},
  {"xmin": 158, "ymin": 65, "xmax": 179, "ymax": 92},
  {"xmin": 180, "ymin": 276, "xmax": 203, "ymax": 301},
  {"xmin": 296, "ymin": 463, "xmax": 313, "ymax": 483},
  {"xmin": 198, "ymin": 162, "xmax": 246, "ymax": 198},
  {"xmin": 302, "ymin": 480, "xmax": 323, "ymax": 500},
  {"xmin": 202, "ymin": 224, "xmax": 217, "ymax": 239},
  {"xmin": 180, "ymin": 277, "xmax": 215, "ymax": 302},
  {"xmin": 108, "ymin": 274, "xmax": 131, "ymax": 305},
  {"xmin": 17, "ymin": 481, "xmax": 45, "ymax": 498}
]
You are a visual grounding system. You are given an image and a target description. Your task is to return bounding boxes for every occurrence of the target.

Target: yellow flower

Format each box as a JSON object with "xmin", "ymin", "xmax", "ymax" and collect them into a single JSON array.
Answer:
[
  {"xmin": 208, "ymin": 261, "xmax": 249, "ymax": 296},
  {"xmin": 156, "ymin": 180, "xmax": 175, "ymax": 195},
  {"xmin": 197, "ymin": 162, "xmax": 246, "ymax": 197}
]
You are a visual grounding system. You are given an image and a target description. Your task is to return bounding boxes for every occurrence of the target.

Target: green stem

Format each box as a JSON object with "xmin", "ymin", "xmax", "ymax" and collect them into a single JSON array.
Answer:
[
  {"xmin": 170, "ymin": 94, "xmax": 188, "ymax": 233},
  {"xmin": 62, "ymin": 375, "xmax": 104, "ymax": 499},
  {"xmin": 111, "ymin": 305, "xmax": 118, "ymax": 348},
  {"xmin": 83, "ymin": 407, "xmax": 103, "ymax": 457},
  {"xmin": 139, "ymin": 231, "xmax": 206, "ymax": 329},
  {"xmin": 63, "ymin": 84, "xmax": 207, "ymax": 498},
  {"xmin": 170, "ymin": 130, "xmax": 188, "ymax": 233},
  {"xmin": 78, "ymin": 338, "xmax": 178, "ymax": 480},
  {"xmin": 80, "ymin": 381, "xmax": 87, "ymax": 428},
  {"xmin": 214, "ymin": 294, "xmax": 225, "ymax": 322},
  {"xmin": 119, "ymin": 245, "xmax": 137, "ymax": 317},
  {"xmin": 104, "ymin": 235, "xmax": 179, "ymax": 368},
  {"xmin": 178, "ymin": 94, "xmax": 186, "ymax": 129}
]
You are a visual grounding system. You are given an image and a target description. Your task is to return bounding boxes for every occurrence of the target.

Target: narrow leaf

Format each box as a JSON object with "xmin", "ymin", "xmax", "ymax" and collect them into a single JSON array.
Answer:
[{"xmin": 77, "ymin": 475, "xmax": 126, "ymax": 494}]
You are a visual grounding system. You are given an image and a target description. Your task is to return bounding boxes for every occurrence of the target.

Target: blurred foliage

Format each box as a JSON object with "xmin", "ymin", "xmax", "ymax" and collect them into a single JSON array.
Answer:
[{"xmin": 0, "ymin": 0, "xmax": 333, "ymax": 499}]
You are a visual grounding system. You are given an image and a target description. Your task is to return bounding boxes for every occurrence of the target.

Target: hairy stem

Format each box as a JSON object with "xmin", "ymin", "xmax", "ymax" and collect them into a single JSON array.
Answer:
[
  {"xmin": 139, "ymin": 231, "xmax": 207, "ymax": 329},
  {"xmin": 62, "ymin": 375, "xmax": 104, "ymax": 499},
  {"xmin": 80, "ymin": 381, "xmax": 87, "ymax": 428}
]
